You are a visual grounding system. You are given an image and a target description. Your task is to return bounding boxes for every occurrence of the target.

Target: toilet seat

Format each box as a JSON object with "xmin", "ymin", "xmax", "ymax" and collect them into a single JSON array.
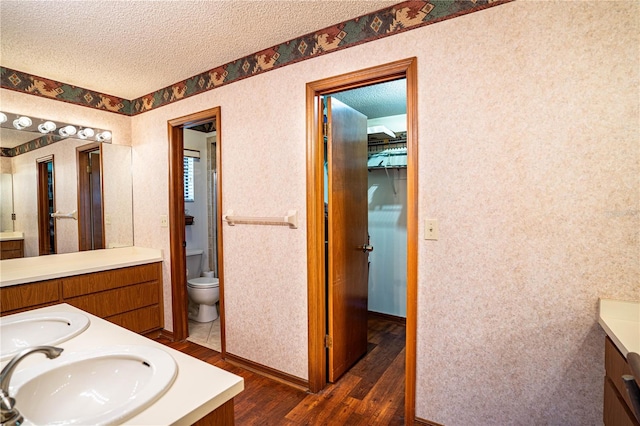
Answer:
[{"xmin": 187, "ymin": 277, "xmax": 219, "ymax": 289}]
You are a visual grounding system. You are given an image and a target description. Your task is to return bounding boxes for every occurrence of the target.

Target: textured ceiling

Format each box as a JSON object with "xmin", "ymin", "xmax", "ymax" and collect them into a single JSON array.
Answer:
[
  {"xmin": 0, "ymin": 0, "xmax": 400, "ymax": 100},
  {"xmin": 332, "ymin": 78, "xmax": 406, "ymax": 119}
]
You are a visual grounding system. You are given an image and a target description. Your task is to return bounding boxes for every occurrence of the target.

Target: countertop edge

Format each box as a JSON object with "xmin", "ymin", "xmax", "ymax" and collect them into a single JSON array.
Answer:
[
  {"xmin": 170, "ymin": 382, "xmax": 245, "ymax": 426},
  {"xmin": 598, "ymin": 316, "xmax": 630, "ymax": 357},
  {"xmin": 0, "ymin": 236, "xmax": 24, "ymax": 241},
  {"xmin": 598, "ymin": 298, "xmax": 640, "ymax": 358},
  {"xmin": 0, "ymin": 247, "xmax": 163, "ymax": 287},
  {"xmin": 0, "ymin": 232, "xmax": 25, "ymax": 241}
]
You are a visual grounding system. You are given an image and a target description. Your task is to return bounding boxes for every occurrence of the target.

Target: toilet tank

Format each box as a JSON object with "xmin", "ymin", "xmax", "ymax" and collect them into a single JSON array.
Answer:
[{"xmin": 186, "ymin": 249, "xmax": 203, "ymax": 279}]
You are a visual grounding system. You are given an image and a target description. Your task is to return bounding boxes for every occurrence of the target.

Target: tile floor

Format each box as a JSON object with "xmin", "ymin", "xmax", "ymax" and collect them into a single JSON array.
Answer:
[{"xmin": 187, "ymin": 317, "xmax": 221, "ymax": 352}]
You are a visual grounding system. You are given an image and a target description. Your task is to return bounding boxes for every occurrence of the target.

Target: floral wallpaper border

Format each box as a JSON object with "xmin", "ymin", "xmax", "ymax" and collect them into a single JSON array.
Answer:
[
  {"xmin": 2, "ymin": 134, "xmax": 62, "ymax": 157},
  {"xmin": 1, "ymin": 0, "xmax": 510, "ymax": 117}
]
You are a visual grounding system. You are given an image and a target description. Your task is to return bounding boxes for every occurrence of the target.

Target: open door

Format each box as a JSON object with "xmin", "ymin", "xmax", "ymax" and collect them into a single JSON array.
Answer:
[{"xmin": 326, "ymin": 96, "xmax": 370, "ymax": 382}]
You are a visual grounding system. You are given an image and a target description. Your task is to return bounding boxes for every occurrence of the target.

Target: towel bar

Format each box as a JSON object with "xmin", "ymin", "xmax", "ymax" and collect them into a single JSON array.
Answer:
[
  {"xmin": 51, "ymin": 210, "xmax": 78, "ymax": 220},
  {"xmin": 223, "ymin": 210, "xmax": 297, "ymax": 229}
]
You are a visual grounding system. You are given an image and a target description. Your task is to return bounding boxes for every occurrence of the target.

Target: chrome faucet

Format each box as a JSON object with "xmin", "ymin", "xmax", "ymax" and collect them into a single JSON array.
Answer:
[{"xmin": 0, "ymin": 346, "xmax": 63, "ymax": 426}]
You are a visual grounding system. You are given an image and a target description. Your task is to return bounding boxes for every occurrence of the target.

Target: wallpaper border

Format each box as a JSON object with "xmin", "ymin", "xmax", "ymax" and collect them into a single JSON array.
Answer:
[{"xmin": 0, "ymin": 0, "xmax": 511, "ymax": 117}]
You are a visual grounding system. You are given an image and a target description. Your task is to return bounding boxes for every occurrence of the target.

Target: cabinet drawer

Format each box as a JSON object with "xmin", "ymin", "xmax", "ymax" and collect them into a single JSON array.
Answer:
[
  {"xmin": 106, "ymin": 305, "xmax": 162, "ymax": 334},
  {"xmin": 0, "ymin": 280, "xmax": 60, "ymax": 314},
  {"xmin": 0, "ymin": 250, "xmax": 23, "ymax": 260},
  {"xmin": 65, "ymin": 281, "xmax": 159, "ymax": 318},
  {"xmin": 62, "ymin": 263, "xmax": 161, "ymax": 298},
  {"xmin": 0, "ymin": 240, "xmax": 22, "ymax": 250},
  {"xmin": 604, "ymin": 376, "xmax": 639, "ymax": 426},
  {"xmin": 605, "ymin": 337, "xmax": 636, "ymax": 412},
  {"xmin": 0, "ymin": 240, "xmax": 24, "ymax": 260}
]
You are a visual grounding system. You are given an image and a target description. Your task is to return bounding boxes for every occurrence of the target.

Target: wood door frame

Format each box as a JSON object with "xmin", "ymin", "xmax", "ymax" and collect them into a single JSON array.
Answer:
[
  {"xmin": 305, "ymin": 57, "xmax": 418, "ymax": 423},
  {"xmin": 168, "ymin": 107, "xmax": 225, "ymax": 349},
  {"xmin": 77, "ymin": 143, "xmax": 105, "ymax": 251}
]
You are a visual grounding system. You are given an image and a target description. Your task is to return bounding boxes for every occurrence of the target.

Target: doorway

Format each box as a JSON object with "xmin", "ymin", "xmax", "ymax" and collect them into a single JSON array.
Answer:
[
  {"xmin": 324, "ymin": 79, "xmax": 409, "ymax": 383},
  {"xmin": 306, "ymin": 58, "xmax": 418, "ymax": 423},
  {"xmin": 36, "ymin": 155, "xmax": 55, "ymax": 255},
  {"xmin": 168, "ymin": 107, "xmax": 225, "ymax": 353},
  {"xmin": 77, "ymin": 144, "xmax": 104, "ymax": 251},
  {"xmin": 183, "ymin": 123, "xmax": 221, "ymax": 351}
]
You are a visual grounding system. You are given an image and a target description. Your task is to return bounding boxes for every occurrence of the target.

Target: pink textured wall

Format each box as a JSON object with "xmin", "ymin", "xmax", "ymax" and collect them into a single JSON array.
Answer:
[
  {"xmin": 132, "ymin": 1, "xmax": 638, "ymax": 422},
  {"xmin": 414, "ymin": 2, "xmax": 639, "ymax": 423},
  {"xmin": 3, "ymin": 1, "xmax": 637, "ymax": 424}
]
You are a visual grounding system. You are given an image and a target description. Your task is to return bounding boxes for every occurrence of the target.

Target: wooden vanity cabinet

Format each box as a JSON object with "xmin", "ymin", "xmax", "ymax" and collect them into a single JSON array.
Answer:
[
  {"xmin": 0, "ymin": 262, "xmax": 163, "ymax": 334},
  {"xmin": 604, "ymin": 337, "xmax": 640, "ymax": 426},
  {"xmin": 0, "ymin": 240, "xmax": 24, "ymax": 259}
]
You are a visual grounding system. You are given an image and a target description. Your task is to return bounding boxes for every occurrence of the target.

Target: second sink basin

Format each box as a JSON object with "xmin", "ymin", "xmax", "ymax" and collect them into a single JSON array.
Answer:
[
  {"xmin": 0, "ymin": 311, "xmax": 90, "ymax": 361},
  {"xmin": 11, "ymin": 345, "xmax": 178, "ymax": 425}
]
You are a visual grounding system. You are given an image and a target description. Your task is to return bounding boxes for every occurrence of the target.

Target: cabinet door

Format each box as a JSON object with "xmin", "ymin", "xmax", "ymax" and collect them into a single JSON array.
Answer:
[
  {"xmin": 604, "ymin": 377, "xmax": 640, "ymax": 426},
  {"xmin": 604, "ymin": 338, "xmax": 640, "ymax": 426}
]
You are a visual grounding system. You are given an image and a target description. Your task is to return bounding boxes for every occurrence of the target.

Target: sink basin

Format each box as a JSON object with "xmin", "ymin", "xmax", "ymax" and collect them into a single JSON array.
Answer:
[
  {"xmin": 10, "ymin": 345, "xmax": 177, "ymax": 425},
  {"xmin": 0, "ymin": 311, "xmax": 90, "ymax": 361}
]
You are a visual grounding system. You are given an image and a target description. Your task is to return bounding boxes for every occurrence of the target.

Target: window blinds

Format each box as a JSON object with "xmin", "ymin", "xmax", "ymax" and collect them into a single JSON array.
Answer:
[{"xmin": 184, "ymin": 156, "xmax": 195, "ymax": 202}]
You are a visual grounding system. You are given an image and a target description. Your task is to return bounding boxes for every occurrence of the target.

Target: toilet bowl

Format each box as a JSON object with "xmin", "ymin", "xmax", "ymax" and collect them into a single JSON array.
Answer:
[
  {"xmin": 187, "ymin": 277, "xmax": 220, "ymax": 322},
  {"xmin": 186, "ymin": 249, "xmax": 220, "ymax": 322}
]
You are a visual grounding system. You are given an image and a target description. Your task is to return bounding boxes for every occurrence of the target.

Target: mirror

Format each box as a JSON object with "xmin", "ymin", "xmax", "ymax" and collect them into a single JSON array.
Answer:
[
  {"xmin": 0, "ymin": 113, "xmax": 133, "ymax": 258},
  {"xmin": 0, "ymin": 172, "xmax": 13, "ymax": 231}
]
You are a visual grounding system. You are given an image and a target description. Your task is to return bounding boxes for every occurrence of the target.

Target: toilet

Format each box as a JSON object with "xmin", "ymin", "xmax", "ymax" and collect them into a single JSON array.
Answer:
[{"xmin": 186, "ymin": 249, "xmax": 220, "ymax": 322}]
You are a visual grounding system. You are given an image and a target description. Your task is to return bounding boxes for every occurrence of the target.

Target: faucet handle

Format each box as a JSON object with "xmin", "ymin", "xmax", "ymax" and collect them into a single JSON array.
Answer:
[
  {"xmin": 0, "ymin": 346, "xmax": 63, "ymax": 426},
  {"xmin": 0, "ymin": 393, "xmax": 21, "ymax": 425}
]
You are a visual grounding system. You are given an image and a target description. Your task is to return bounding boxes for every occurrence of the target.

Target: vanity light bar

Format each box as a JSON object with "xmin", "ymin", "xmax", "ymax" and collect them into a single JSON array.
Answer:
[
  {"xmin": 13, "ymin": 116, "xmax": 32, "ymax": 130},
  {"xmin": 0, "ymin": 111, "xmax": 112, "ymax": 142},
  {"xmin": 38, "ymin": 121, "xmax": 57, "ymax": 134},
  {"xmin": 59, "ymin": 125, "xmax": 77, "ymax": 137}
]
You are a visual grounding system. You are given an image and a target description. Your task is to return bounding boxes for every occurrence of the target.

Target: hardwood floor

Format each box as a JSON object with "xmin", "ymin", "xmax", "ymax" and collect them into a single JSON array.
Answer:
[{"xmin": 155, "ymin": 316, "xmax": 406, "ymax": 425}]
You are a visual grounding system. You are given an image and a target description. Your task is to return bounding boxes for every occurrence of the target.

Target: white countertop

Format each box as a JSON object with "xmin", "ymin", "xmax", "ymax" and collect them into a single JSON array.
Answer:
[
  {"xmin": 0, "ymin": 304, "xmax": 244, "ymax": 425},
  {"xmin": 0, "ymin": 246, "xmax": 163, "ymax": 287},
  {"xmin": 599, "ymin": 298, "xmax": 640, "ymax": 357},
  {"xmin": 0, "ymin": 231, "xmax": 24, "ymax": 241}
]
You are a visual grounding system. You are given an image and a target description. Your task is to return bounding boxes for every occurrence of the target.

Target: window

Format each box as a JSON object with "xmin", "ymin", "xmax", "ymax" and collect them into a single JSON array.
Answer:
[{"xmin": 184, "ymin": 156, "xmax": 195, "ymax": 202}]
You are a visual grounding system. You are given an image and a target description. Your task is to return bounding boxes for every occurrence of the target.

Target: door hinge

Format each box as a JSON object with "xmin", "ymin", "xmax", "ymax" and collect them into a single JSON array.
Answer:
[{"xmin": 325, "ymin": 334, "xmax": 333, "ymax": 348}]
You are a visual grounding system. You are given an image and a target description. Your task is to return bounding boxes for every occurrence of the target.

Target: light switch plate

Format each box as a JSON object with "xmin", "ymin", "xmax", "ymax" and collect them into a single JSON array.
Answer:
[{"xmin": 425, "ymin": 219, "xmax": 438, "ymax": 240}]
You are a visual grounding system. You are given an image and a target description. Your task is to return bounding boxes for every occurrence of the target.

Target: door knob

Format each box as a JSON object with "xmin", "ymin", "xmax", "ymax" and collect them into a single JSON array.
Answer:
[{"xmin": 361, "ymin": 244, "xmax": 373, "ymax": 253}]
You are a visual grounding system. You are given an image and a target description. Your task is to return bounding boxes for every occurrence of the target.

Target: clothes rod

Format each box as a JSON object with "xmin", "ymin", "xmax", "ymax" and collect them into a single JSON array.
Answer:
[{"xmin": 223, "ymin": 210, "xmax": 297, "ymax": 229}]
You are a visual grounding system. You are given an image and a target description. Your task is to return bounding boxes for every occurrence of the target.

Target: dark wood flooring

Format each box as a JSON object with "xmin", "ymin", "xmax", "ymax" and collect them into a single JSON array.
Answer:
[{"xmin": 155, "ymin": 316, "xmax": 406, "ymax": 425}]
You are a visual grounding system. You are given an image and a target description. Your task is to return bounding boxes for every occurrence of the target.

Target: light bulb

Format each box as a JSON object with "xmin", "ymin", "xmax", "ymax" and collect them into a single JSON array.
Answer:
[
  {"xmin": 59, "ymin": 125, "xmax": 77, "ymax": 137},
  {"xmin": 96, "ymin": 131, "xmax": 112, "ymax": 142},
  {"xmin": 78, "ymin": 128, "xmax": 95, "ymax": 139},
  {"xmin": 0, "ymin": 113, "xmax": 7, "ymax": 124},
  {"xmin": 38, "ymin": 121, "xmax": 57, "ymax": 134},
  {"xmin": 13, "ymin": 116, "xmax": 32, "ymax": 130}
]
